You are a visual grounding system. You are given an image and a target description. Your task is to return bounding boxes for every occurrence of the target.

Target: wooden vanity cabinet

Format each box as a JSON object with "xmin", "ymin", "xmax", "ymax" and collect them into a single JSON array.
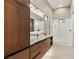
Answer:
[
  {"xmin": 7, "ymin": 48, "xmax": 29, "ymax": 59},
  {"xmin": 5, "ymin": 0, "xmax": 30, "ymax": 57},
  {"xmin": 30, "ymin": 37, "xmax": 53, "ymax": 59}
]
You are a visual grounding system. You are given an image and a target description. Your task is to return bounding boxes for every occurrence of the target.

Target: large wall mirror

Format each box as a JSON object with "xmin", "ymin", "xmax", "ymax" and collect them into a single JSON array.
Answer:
[{"xmin": 30, "ymin": 4, "xmax": 50, "ymax": 45}]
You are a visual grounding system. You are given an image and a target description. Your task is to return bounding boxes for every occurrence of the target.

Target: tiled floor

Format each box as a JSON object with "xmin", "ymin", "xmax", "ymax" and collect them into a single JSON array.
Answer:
[{"xmin": 42, "ymin": 43, "xmax": 74, "ymax": 59}]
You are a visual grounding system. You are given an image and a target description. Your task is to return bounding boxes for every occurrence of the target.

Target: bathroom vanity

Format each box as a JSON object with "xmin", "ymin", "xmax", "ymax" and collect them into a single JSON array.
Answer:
[{"xmin": 30, "ymin": 35, "xmax": 53, "ymax": 59}]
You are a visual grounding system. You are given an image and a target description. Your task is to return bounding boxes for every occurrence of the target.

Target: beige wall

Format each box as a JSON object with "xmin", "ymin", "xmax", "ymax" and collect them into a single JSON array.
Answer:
[
  {"xmin": 71, "ymin": 0, "xmax": 74, "ymax": 15},
  {"xmin": 54, "ymin": 7, "xmax": 71, "ymax": 19}
]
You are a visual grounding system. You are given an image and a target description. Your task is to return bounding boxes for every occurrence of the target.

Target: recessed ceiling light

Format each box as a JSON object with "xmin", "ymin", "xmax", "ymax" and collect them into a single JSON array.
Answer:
[{"xmin": 59, "ymin": 4, "xmax": 62, "ymax": 7}]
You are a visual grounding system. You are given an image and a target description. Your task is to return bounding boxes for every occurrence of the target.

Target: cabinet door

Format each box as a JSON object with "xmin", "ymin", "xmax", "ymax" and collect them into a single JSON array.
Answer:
[
  {"xmin": 7, "ymin": 48, "xmax": 29, "ymax": 59},
  {"xmin": 5, "ymin": 0, "xmax": 30, "ymax": 56},
  {"xmin": 47, "ymin": 38, "xmax": 51, "ymax": 49},
  {"xmin": 17, "ymin": 0, "xmax": 30, "ymax": 51},
  {"xmin": 41, "ymin": 40, "xmax": 48, "ymax": 56}
]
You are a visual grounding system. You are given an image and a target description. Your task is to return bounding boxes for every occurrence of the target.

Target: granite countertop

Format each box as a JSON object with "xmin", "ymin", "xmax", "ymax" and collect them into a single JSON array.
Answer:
[{"xmin": 30, "ymin": 35, "xmax": 53, "ymax": 46}]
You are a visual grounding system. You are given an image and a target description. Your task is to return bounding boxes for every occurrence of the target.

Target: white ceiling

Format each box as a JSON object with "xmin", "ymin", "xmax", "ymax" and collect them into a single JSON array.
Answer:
[
  {"xmin": 31, "ymin": 0, "xmax": 54, "ymax": 18},
  {"xmin": 47, "ymin": 0, "xmax": 72, "ymax": 9}
]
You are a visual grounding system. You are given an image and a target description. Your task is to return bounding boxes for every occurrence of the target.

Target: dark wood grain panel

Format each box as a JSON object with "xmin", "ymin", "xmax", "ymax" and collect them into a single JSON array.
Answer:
[
  {"xmin": 4, "ymin": 0, "xmax": 30, "ymax": 56},
  {"xmin": 7, "ymin": 48, "xmax": 29, "ymax": 59},
  {"xmin": 18, "ymin": 2, "xmax": 30, "ymax": 49},
  {"xmin": 5, "ymin": 0, "xmax": 21, "ymax": 56}
]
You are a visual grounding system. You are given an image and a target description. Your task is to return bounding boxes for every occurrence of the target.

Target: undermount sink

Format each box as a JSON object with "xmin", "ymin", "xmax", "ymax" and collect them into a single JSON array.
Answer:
[{"xmin": 30, "ymin": 36, "xmax": 37, "ymax": 42}]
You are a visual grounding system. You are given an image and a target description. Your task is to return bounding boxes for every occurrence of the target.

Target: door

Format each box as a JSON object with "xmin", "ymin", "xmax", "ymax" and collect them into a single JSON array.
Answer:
[{"xmin": 58, "ymin": 16, "xmax": 74, "ymax": 46}]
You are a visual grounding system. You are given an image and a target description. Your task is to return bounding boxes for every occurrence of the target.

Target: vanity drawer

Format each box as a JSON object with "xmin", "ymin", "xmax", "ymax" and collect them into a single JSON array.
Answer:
[
  {"xmin": 30, "ymin": 48, "xmax": 41, "ymax": 59},
  {"xmin": 30, "ymin": 43, "xmax": 41, "ymax": 53}
]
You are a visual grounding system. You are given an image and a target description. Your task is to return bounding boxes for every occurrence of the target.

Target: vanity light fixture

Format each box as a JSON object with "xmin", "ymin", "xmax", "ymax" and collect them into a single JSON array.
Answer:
[{"xmin": 44, "ymin": 16, "xmax": 48, "ymax": 21}]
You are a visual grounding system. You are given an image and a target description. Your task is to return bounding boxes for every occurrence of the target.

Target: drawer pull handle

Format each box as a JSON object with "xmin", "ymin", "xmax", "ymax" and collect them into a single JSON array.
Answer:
[{"xmin": 32, "ymin": 52, "xmax": 41, "ymax": 59}]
